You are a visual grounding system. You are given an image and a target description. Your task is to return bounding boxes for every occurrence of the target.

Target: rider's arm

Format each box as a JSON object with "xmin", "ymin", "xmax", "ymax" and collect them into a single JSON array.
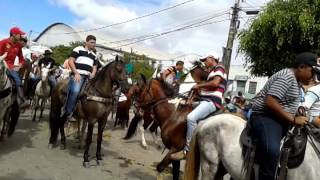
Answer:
[
  {"xmin": 17, "ymin": 46, "xmax": 25, "ymax": 65},
  {"xmin": 160, "ymin": 69, "xmax": 170, "ymax": 81},
  {"xmin": 265, "ymin": 95, "xmax": 295, "ymax": 124},
  {"xmin": 91, "ymin": 65, "xmax": 97, "ymax": 78},
  {"xmin": 196, "ymin": 76, "xmax": 222, "ymax": 90},
  {"xmin": 68, "ymin": 57, "xmax": 79, "ymax": 75}
]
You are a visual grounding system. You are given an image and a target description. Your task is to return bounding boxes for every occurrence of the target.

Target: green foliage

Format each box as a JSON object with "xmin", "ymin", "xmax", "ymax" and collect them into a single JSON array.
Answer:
[
  {"xmin": 122, "ymin": 51, "xmax": 155, "ymax": 80},
  {"xmin": 51, "ymin": 41, "xmax": 83, "ymax": 65},
  {"xmin": 239, "ymin": 0, "xmax": 320, "ymax": 77}
]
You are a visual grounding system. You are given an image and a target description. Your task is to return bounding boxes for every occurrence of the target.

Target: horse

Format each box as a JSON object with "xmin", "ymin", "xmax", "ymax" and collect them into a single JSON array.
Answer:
[
  {"xmin": 132, "ymin": 74, "xmax": 192, "ymax": 180},
  {"xmin": 124, "ymin": 61, "xmax": 208, "ymax": 150},
  {"xmin": 31, "ymin": 64, "xmax": 53, "ymax": 121},
  {"xmin": 0, "ymin": 53, "xmax": 20, "ymax": 140},
  {"xmin": 184, "ymin": 113, "xmax": 320, "ymax": 180},
  {"xmin": 114, "ymin": 84, "xmax": 139, "ymax": 129},
  {"xmin": 48, "ymin": 57, "xmax": 127, "ymax": 167}
]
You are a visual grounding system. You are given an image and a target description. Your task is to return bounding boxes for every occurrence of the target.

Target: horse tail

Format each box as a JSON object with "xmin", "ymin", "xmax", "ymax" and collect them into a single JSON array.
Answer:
[
  {"xmin": 8, "ymin": 100, "xmax": 20, "ymax": 137},
  {"xmin": 123, "ymin": 113, "xmax": 142, "ymax": 140},
  {"xmin": 184, "ymin": 132, "xmax": 200, "ymax": 180}
]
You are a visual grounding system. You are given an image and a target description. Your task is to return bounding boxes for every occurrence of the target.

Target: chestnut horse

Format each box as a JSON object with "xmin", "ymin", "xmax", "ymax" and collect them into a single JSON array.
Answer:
[
  {"xmin": 133, "ymin": 74, "xmax": 192, "ymax": 180},
  {"xmin": 48, "ymin": 57, "xmax": 127, "ymax": 166},
  {"xmin": 124, "ymin": 61, "xmax": 208, "ymax": 150}
]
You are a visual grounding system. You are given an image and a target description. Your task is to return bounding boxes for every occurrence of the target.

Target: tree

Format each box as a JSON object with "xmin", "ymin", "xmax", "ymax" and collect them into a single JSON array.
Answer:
[
  {"xmin": 238, "ymin": 0, "xmax": 320, "ymax": 77},
  {"xmin": 51, "ymin": 41, "xmax": 83, "ymax": 64}
]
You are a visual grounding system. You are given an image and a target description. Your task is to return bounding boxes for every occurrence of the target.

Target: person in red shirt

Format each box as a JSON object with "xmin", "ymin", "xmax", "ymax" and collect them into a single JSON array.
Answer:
[{"xmin": 0, "ymin": 27, "xmax": 29, "ymax": 109}]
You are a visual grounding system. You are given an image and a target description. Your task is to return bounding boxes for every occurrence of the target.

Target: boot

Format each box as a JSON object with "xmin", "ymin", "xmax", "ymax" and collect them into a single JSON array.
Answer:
[{"xmin": 17, "ymin": 86, "xmax": 30, "ymax": 110}]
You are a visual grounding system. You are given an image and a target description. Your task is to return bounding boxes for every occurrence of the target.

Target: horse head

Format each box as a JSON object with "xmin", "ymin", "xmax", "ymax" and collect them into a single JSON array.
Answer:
[
  {"xmin": 110, "ymin": 55, "xmax": 127, "ymax": 90},
  {"xmin": 40, "ymin": 64, "xmax": 53, "ymax": 82},
  {"xmin": 190, "ymin": 60, "xmax": 208, "ymax": 82}
]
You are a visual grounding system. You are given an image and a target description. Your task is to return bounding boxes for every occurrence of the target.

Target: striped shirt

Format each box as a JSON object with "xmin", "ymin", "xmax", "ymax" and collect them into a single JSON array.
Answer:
[
  {"xmin": 252, "ymin": 68, "xmax": 300, "ymax": 115},
  {"xmin": 70, "ymin": 46, "xmax": 97, "ymax": 75},
  {"xmin": 199, "ymin": 64, "xmax": 227, "ymax": 108}
]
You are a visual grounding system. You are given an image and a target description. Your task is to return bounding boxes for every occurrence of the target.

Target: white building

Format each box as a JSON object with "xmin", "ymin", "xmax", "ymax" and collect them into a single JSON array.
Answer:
[
  {"xmin": 33, "ymin": 22, "xmax": 177, "ymax": 63},
  {"xmin": 227, "ymin": 65, "xmax": 268, "ymax": 99}
]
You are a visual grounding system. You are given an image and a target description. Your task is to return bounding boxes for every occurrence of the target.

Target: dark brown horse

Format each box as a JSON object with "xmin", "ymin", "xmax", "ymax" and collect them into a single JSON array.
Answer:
[
  {"xmin": 48, "ymin": 57, "xmax": 127, "ymax": 166},
  {"xmin": 114, "ymin": 84, "xmax": 140, "ymax": 128}
]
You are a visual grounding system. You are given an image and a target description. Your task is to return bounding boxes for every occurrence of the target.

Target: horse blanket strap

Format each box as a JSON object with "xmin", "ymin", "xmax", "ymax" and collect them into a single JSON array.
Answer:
[
  {"xmin": 0, "ymin": 87, "xmax": 11, "ymax": 99},
  {"xmin": 86, "ymin": 95, "xmax": 112, "ymax": 103}
]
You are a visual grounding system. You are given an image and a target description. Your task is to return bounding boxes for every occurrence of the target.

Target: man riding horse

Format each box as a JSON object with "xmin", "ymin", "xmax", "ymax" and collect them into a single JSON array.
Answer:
[
  {"xmin": 61, "ymin": 35, "xmax": 98, "ymax": 121},
  {"xmin": 0, "ymin": 27, "xmax": 29, "ymax": 110},
  {"xmin": 160, "ymin": 60, "xmax": 184, "ymax": 93},
  {"xmin": 36, "ymin": 50, "xmax": 58, "ymax": 90},
  {"xmin": 171, "ymin": 50, "xmax": 227, "ymax": 160},
  {"xmin": 250, "ymin": 52, "xmax": 317, "ymax": 180}
]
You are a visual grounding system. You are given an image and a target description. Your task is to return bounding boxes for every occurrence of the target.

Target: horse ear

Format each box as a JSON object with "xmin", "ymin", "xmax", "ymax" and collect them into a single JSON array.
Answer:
[
  {"xmin": 140, "ymin": 74, "xmax": 147, "ymax": 84},
  {"xmin": 115, "ymin": 55, "xmax": 119, "ymax": 62}
]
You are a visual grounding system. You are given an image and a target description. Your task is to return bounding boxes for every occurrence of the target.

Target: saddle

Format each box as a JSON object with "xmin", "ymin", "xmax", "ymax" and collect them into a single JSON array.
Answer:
[{"xmin": 240, "ymin": 124, "xmax": 309, "ymax": 180}]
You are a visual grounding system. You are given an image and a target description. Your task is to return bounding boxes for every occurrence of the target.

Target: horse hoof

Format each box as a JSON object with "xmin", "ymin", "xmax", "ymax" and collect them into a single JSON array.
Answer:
[
  {"xmin": 142, "ymin": 145, "xmax": 148, "ymax": 150},
  {"xmin": 83, "ymin": 161, "xmax": 90, "ymax": 168},
  {"xmin": 48, "ymin": 144, "xmax": 54, "ymax": 149},
  {"xmin": 60, "ymin": 144, "xmax": 66, "ymax": 150},
  {"xmin": 96, "ymin": 160, "xmax": 104, "ymax": 166}
]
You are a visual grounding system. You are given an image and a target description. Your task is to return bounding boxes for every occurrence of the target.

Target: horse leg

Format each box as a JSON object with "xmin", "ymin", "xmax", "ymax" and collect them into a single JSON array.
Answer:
[
  {"xmin": 32, "ymin": 97, "xmax": 38, "ymax": 122},
  {"xmin": 172, "ymin": 160, "xmax": 180, "ymax": 180},
  {"xmin": 156, "ymin": 149, "xmax": 178, "ymax": 179},
  {"xmin": 60, "ymin": 116, "xmax": 67, "ymax": 150},
  {"xmin": 83, "ymin": 123, "xmax": 94, "ymax": 167},
  {"xmin": 138, "ymin": 119, "xmax": 148, "ymax": 149},
  {"xmin": 40, "ymin": 98, "xmax": 46, "ymax": 119},
  {"xmin": 96, "ymin": 118, "xmax": 108, "ymax": 165},
  {"xmin": 0, "ymin": 107, "xmax": 11, "ymax": 141},
  {"xmin": 79, "ymin": 120, "xmax": 87, "ymax": 149},
  {"xmin": 151, "ymin": 129, "xmax": 162, "ymax": 149}
]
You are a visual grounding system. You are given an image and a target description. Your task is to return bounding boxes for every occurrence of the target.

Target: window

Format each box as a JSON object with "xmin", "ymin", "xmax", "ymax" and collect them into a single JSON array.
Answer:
[
  {"xmin": 236, "ymin": 80, "xmax": 246, "ymax": 94},
  {"xmin": 248, "ymin": 81, "xmax": 257, "ymax": 94}
]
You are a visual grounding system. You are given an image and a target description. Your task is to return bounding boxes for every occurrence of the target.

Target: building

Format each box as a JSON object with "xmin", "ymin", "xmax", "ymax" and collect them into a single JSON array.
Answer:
[
  {"xmin": 33, "ymin": 22, "xmax": 177, "ymax": 63},
  {"xmin": 227, "ymin": 65, "xmax": 268, "ymax": 99}
]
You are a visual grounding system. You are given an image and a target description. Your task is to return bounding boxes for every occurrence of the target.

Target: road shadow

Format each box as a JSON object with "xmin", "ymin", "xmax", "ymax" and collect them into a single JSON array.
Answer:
[{"xmin": 0, "ymin": 110, "xmax": 42, "ymax": 158}]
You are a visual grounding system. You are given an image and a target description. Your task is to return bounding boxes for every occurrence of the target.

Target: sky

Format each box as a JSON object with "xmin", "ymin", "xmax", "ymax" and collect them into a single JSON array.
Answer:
[{"xmin": 0, "ymin": 0, "xmax": 268, "ymax": 64}]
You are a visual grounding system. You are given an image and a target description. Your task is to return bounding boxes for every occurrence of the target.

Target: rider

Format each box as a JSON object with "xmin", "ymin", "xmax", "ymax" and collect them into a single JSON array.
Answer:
[
  {"xmin": 160, "ymin": 60, "xmax": 184, "ymax": 88},
  {"xmin": 250, "ymin": 52, "xmax": 316, "ymax": 180},
  {"xmin": 37, "ymin": 50, "xmax": 58, "ymax": 88},
  {"xmin": 0, "ymin": 27, "xmax": 29, "ymax": 109},
  {"xmin": 171, "ymin": 51, "xmax": 227, "ymax": 160},
  {"xmin": 62, "ymin": 35, "xmax": 98, "ymax": 121}
]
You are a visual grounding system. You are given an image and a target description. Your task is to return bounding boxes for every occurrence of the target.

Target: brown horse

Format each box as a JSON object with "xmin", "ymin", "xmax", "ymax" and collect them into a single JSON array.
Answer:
[
  {"xmin": 48, "ymin": 57, "xmax": 127, "ymax": 166},
  {"xmin": 132, "ymin": 75, "xmax": 190, "ymax": 180},
  {"xmin": 114, "ymin": 84, "xmax": 140, "ymax": 128},
  {"xmin": 124, "ymin": 61, "xmax": 208, "ymax": 149}
]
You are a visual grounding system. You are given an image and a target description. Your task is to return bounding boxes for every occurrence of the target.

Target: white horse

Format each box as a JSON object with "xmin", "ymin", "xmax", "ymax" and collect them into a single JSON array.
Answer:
[
  {"xmin": 31, "ymin": 64, "xmax": 52, "ymax": 121},
  {"xmin": 0, "ymin": 53, "xmax": 18, "ymax": 140},
  {"xmin": 184, "ymin": 113, "xmax": 320, "ymax": 180}
]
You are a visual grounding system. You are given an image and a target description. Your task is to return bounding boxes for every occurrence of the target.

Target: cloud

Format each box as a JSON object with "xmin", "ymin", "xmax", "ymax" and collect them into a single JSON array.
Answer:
[{"xmin": 50, "ymin": 0, "xmax": 266, "ymax": 62}]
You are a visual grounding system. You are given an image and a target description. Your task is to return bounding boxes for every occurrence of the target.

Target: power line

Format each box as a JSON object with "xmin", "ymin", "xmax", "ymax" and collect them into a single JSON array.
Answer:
[
  {"xmin": 33, "ymin": 0, "xmax": 196, "ymax": 35},
  {"xmin": 108, "ymin": 10, "xmax": 229, "ymax": 45},
  {"xmin": 111, "ymin": 18, "xmax": 230, "ymax": 49}
]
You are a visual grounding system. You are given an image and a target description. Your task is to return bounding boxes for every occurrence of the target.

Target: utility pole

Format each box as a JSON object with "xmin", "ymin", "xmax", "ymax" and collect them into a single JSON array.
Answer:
[{"xmin": 223, "ymin": 0, "xmax": 241, "ymax": 79}]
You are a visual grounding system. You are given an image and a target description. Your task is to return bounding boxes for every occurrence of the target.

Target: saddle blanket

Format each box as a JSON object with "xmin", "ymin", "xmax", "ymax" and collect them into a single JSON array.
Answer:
[{"xmin": 119, "ymin": 93, "xmax": 127, "ymax": 102}]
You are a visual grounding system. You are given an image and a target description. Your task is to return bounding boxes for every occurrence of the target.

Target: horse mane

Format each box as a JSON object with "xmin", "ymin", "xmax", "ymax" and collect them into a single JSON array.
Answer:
[
  {"xmin": 155, "ymin": 78, "xmax": 176, "ymax": 97},
  {"xmin": 90, "ymin": 60, "xmax": 115, "ymax": 84}
]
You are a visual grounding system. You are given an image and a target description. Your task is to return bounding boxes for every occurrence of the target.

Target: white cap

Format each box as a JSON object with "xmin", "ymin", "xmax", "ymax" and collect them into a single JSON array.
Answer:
[{"xmin": 200, "ymin": 50, "xmax": 220, "ymax": 62}]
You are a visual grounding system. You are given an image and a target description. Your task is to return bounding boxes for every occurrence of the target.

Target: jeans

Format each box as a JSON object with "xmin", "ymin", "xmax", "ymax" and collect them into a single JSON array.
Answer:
[
  {"xmin": 250, "ymin": 114, "xmax": 289, "ymax": 180},
  {"xmin": 64, "ymin": 75, "xmax": 88, "ymax": 116},
  {"xmin": 7, "ymin": 70, "xmax": 22, "ymax": 87},
  {"xmin": 185, "ymin": 100, "xmax": 216, "ymax": 151}
]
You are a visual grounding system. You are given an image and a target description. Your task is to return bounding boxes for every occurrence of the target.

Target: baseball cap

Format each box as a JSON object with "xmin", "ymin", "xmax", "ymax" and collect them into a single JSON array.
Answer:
[
  {"xmin": 295, "ymin": 52, "xmax": 320, "ymax": 68},
  {"xmin": 200, "ymin": 51, "xmax": 220, "ymax": 62},
  {"xmin": 10, "ymin": 27, "xmax": 25, "ymax": 35}
]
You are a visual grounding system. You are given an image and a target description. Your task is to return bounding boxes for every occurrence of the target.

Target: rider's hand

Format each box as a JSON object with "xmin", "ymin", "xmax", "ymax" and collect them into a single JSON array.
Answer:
[
  {"xmin": 74, "ymin": 73, "xmax": 81, "ymax": 82},
  {"xmin": 294, "ymin": 116, "xmax": 308, "ymax": 126},
  {"xmin": 89, "ymin": 73, "xmax": 95, "ymax": 79},
  {"xmin": 192, "ymin": 84, "xmax": 200, "ymax": 90}
]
